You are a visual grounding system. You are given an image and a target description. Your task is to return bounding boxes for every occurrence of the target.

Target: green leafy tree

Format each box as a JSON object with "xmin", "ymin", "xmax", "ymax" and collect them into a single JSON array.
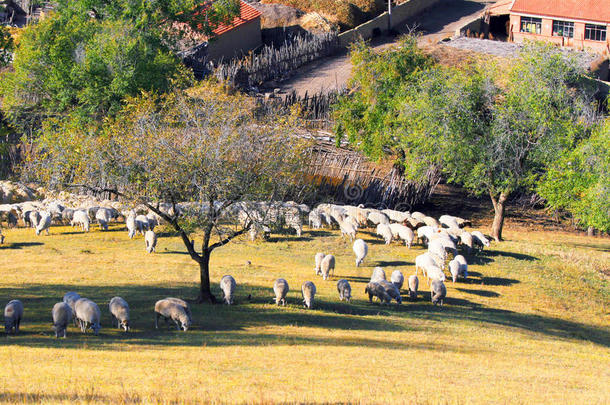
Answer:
[
  {"xmin": 538, "ymin": 119, "xmax": 610, "ymax": 233},
  {"xmin": 335, "ymin": 39, "xmax": 598, "ymax": 241},
  {"xmin": 0, "ymin": 25, "xmax": 13, "ymax": 67}
]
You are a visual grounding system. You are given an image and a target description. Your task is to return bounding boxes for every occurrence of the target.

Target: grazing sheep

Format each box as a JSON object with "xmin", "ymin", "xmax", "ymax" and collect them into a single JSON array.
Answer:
[
  {"xmin": 427, "ymin": 265, "xmax": 446, "ymax": 282},
  {"xmin": 63, "ymin": 292, "xmax": 81, "ymax": 326},
  {"xmin": 320, "ymin": 254, "xmax": 335, "ymax": 281},
  {"xmin": 109, "ymin": 297, "xmax": 130, "ymax": 331},
  {"xmin": 52, "ymin": 302, "xmax": 72, "ymax": 338},
  {"xmin": 135, "ymin": 215, "xmax": 149, "ymax": 235},
  {"xmin": 422, "ymin": 216, "xmax": 440, "ymax": 228},
  {"xmin": 449, "ymin": 255, "xmax": 468, "ymax": 283},
  {"xmin": 390, "ymin": 270, "xmax": 404, "ymax": 289},
  {"xmin": 430, "ymin": 234, "xmax": 458, "ymax": 258},
  {"xmin": 145, "ymin": 230, "xmax": 157, "ymax": 253},
  {"xmin": 71, "ymin": 210, "xmax": 90, "ymax": 232},
  {"xmin": 370, "ymin": 267, "xmax": 386, "ymax": 283},
  {"xmin": 408, "ymin": 275, "xmax": 419, "ymax": 300},
  {"xmin": 308, "ymin": 209, "xmax": 322, "ymax": 229},
  {"xmin": 163, "ymin": 297, "xmax": 192, "ymax": 320},
  {"xmin": 411, "ymin": 211, "xmax": 426, "ymax": 221},
  {"xmin": 62, "ymin": 209, "xmax": 75, "ymax": 224},
  {"xmin": 379, "ymin": 280, "xmax": 402, "ymax": 304},
  {"xmin": 146, "ymin": 212, "xmax": 159, "ymax": 231},
  {"xmin": 381, "ymin": 209, "xmax": 411, "ymax": 223},
  {"xmin": 27, "ymin": 210, "xmax": 41, "ymax": 229},
  {"xmin": 339, "ymin": 218, "xmax": 357, "ymax": 241},
  {"xmin": 314, "ymin": 252, "xmax": 325, "ymax": 276},
  {"xmin": 126, "ymin": 213, "xmax": 137, "ymax": 239},
  {"xmin": 430, "ymin": 280, "xmax": 447, "ymax": 306},
  {"xmin": 376, "ymin": 223, "xmax": 393, "ymax": 245},
  {"xmin": 389, "ymin": 223, "xmax": 415, "ymax": 248},
  {"xmin": 353, "ymin": 239, "xmax": 368, "ymax": 267},
  {"xmin": 95, "ymin": 208, "xmax": 112, "ymax": 231},
  {"xmin": 459, "ymin": 231, "xmax": 473, "ymax": 253},
  {"xmin": 35, "ymin": 211, "xmax": 52, "ymax": 236},
  {"xmin": 4, "ymin": 299, "xmax": 23, "ymax": 334},
  {"xmin": 415, "ymin": 252, "xmax": 439, "ymax": 279},
  {"xmin": 74, "ymin": 298, "xmax": 101, "ymax": 335},
  {"xmin": 336, "ymin": 279, "xmax": 351, "ymax": 302},
  {"xmin": 417, "ymin": 226, "xmax": 436, "ymax": 245},
  {"xmin": 155, "ymin": 299, "xmax": 191, "ymax": 331},
  {"xmin": 220, "ymin": 275, "xmax": 236, "ymax": 305},
  {"xmin": 439, "ymin": 215, "xmax": 460, "ymax": 229},
  {"xmin": 472, "ymin": 231, "xmax": 491, "ymax": 249},
  {"xmin": 364, "ymin": 282, "xmax": 391, "ymax": 304},
  {"xmin": 273, "ymin": 278, "xmax": 289, "ymax": 306},
  {"xmin": 427, "ymin": 239, "xmax": 448, "ymax": 269},
  {"xmin": 367, "ymin": 210, "xmax": 390, "ymax": 225},
  {"xmin": 301, "ymin": 281, "xmax": 316, "ymax": 309}
]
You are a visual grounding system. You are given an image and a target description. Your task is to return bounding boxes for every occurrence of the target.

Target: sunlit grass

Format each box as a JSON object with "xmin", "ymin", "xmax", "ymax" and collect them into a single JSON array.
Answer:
[{"xmin": 0, "ymin": 224, "xmax": 608, "ymax": 404}]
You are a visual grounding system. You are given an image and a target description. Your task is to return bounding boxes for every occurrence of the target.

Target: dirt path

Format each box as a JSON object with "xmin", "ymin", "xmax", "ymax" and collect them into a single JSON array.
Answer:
[{"xmin": 277, "ymin": 0, "xmax": 493, "ymax": 96}]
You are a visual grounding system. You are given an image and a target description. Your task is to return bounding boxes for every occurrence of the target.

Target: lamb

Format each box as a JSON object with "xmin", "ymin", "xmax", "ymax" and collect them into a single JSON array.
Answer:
[
  {"xmin": 4, "ymin": 299, "xmax": 23, "ymax": 334},
  {"xmin": 109, "ymin": 296, "xmax": 130, "ymax": 331},
  {"xmin": 155, "ymin": 298, "xmax": 191, "ymax": 331},
  {"xmin": 301, "ymin": 281, "xmax": 316, "ymax": 309},
  {"xmin": 126, "ymin": 212, "xmax": 137, "ymax": 239},
  {"xmin": 220, "ymin": 275, "xmax": 236, "ymax": 305},
  {"xmin": 71, "ymin": 210, "xmax": 90, "ymax": 232},
  {"xmin": 472, "ymin": 231, "xmax": 491, "ymax": 249},
  {"xmin": 320, "ymin": 254, "xmax": 335, "ymax": 281},
  {"xmin": 378, "ymin": 280, "xmax": 402, "ymax": 304},
  {"xmin": 370, "ymin": 266, "xmax": 386, "ymax": 282},
  {"xmin": 273, "ymin": 278, "xmax": 289, "ymax": 306},
  {"xmin": 35, "ymin": 211, "xmax": 52, "ymax": 236},
  {"xmin": 430, "ymin": 279, "xmax": 447, "ymax": 306},
  {"xmin": 63, "ymin": 291, "xmax": 81, "ymax": 326},
  {"xmin": 135, "ymin": 215, "xmax": 149, "ymax": 235},
  {"xmin": 389, "ymin": 223, "xmax": 415, "ymax": 248},
  {"xmin": 408, "ymin": 275, "xmax": 419, "ymax": 300},
  {"xmin": 364, "ymin": 282, "xmax": 391, "ymax": 304},
  {"xmin": 314, "ymin": 252, "xmax": 325, "ymax": 276},
  {"xmin": 145, "ymin": 230, "xmax": 157, "ymax": 253},
  {"xmin": 390, "ymin": 270, "xmax": 404, "ymax": 289},
  {"xmin": 376, "ymin": 223, "xmax": 393, "ymax": 245},
  {"xmin": 336, "ymin": 279, "xmax": 351, "ymax": 302},
  {"xmin": 52, "ymin": 302, "xmax": 72, "ymax": 338},
  {"xmin": 95, "ymin": 208, "xmax": 112, "ymax": 231},
  {"xmin": 449, "ymin": 255, "xmax": 468, "ymax": 283},
  {"xmin": 74, "ymin": 298, "xmax": 101, "ymax": 335},
  {"xmin": 353, "ymin": 239, "xmax": 368, "ymax": 267}
]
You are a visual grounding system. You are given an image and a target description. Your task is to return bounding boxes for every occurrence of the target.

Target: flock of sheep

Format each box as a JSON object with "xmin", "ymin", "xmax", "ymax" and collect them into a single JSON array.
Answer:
[{"xmin": 2, "ymin": 196, "xmax": 493, "ymax": 337}]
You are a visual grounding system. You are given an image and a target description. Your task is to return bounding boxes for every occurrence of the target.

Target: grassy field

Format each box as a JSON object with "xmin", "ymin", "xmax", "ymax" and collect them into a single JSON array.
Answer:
[{"xmin": 0, "ymin": 223, "xmax": 608, "ymax": 404}]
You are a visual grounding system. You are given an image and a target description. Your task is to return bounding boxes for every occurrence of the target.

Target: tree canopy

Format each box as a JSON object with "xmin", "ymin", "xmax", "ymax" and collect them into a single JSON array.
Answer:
[{"xmin": 0, "ymin": 25, "xmax": 12, "ymax": 68}]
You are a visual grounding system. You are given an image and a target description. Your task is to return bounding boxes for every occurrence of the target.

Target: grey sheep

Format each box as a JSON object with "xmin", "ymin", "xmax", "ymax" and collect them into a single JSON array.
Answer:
[
  {"xmin": 430, "ymin": 280, "xmax": 447, "ymax": 306},
  {"xmin": 314, "ymin": 252, "xmax": 325, "ymax": 276},
  {"xmin": 220, "ymin": 275, "xmax": 236, "ymax": 305},
  {"xmin": 155, "ymin": 299, "xmax": 191, "ymax": 331},
  {"xmin": 273, "ymin": 278, "xmax": 289, "ymax": 306},
  {"xmin": 320, "ymin": 254, "xmax": 335, "ymax": 281},
  {"xmin": 379, "ymin": 280, "xmax": 402, "ymax": 304},
  {"xmin": 4, "ymin": 299, "xmax": 23, "ymax": 334},
  {"xmin": 52, "ymin": 302, "xmax": 72, "ymax": 338},
  {"xmin": 353, "ymin": 239, "xmax": 368, "ymax": 267},
  {"xmin": 109, "ymin": 296, "xmax": 130, "ymax": 331},
  {"xmin": 336, "ymin": 279, "xmax": 351, "ymax": 302},
  {"xmin": 145, "ymin": 230, "xmax": 157, "ymax": 253},
  {"xmin": 390, "ymin": 270, "xmax": 404, "ymax": 289},
  {"xmin": 364, "ymin": 282, "xmax": 391, "ymax": 304},
  {"xmin": 301, "ymin": 281, "xmax": 316, "ymax": 309},
  {"xmin": 63, "ymin": 291, "xmax": 81, "ymax": 326},
  {"xmin": 74, "ymin": 298, "xmax": 101, "ymax": 335},
  {"xmin": 163, "ymin": 297, "xmax": 192, "ymax": 320},
  {"xmin": 370, "ymin": 267, "xmax": 386, "ymax": 283},
  {"xmin": 408, "ymin": 275, "xmax": 419, "ymax": 300}
]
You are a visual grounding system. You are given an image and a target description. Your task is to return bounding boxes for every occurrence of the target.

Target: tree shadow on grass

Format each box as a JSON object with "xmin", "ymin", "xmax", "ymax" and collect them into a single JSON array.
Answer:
[
  {"xmin": 374, "ymin": 260, "xmax": 412, "ymax": 267},
  {"xmin": 456, "ymin": 288, "xmax": 500, "ymax": 298},
  {"xmin": 0, "ymin": 242, "xmax": 44, "ymax": 249},
  {"xmin": 483, "ymin": 249, "xmax": 538, "ymax": 261},
  {"xmin": 267, "ymin": 236, "xmax": 313, "ymax": 243}
]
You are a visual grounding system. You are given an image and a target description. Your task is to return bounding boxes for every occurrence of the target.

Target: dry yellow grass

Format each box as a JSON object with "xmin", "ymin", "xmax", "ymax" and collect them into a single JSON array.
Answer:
[{"xmin": 0, "ymin": 224, "xmax": 608, "ymax": 404}]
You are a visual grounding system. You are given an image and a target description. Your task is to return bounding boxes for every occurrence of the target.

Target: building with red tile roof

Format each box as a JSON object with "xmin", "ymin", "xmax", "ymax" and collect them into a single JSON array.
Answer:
[{"xmin": 508, "ymin": 0, "xmax": 610, "ymax": 54}]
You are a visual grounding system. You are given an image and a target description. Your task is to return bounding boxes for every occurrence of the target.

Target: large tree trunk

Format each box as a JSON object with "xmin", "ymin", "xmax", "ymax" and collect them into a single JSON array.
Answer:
[
  {"xmin": 197, "ymin": 250, "xmax": 216, "ymax": 304},
  {"xmin": 490, "ymin": 191, "xmax": 508, "ymax": 242}
]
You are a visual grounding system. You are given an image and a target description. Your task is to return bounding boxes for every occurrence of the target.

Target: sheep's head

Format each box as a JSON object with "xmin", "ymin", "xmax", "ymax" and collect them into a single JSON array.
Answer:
[
  {"xmin": 121, "ymin": 320, "xmax": 130, "ymax": 332},
  {"xmin": 180, "ymin": 314, "xmax": 191, "ymax": 331}
]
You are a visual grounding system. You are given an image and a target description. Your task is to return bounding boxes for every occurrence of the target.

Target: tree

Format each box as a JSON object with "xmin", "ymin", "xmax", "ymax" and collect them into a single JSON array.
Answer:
[
  {"xmin": 0, "ymin": 25, "xmax": 13, "ymax": 68},
  {"xmin": 334, "ymin": 39, "xmax": 599, "ymax": 241},
  {"xmin": 538, "ymin": 118, "xmax": 610, "ymax": 233},
  {"xmin": 26, "ymin": 84, "xmax": 306, "ymax": 302}
]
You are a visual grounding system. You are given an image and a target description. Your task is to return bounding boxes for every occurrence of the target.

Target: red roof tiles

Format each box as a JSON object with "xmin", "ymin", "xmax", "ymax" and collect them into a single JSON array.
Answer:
[
  {"xmin": 510, "ymin": 0, "xmax": 610, "ymax": 24},
  {"xmin": 212, "ymin": 0, "xmax": 261, "ymax": 36}
]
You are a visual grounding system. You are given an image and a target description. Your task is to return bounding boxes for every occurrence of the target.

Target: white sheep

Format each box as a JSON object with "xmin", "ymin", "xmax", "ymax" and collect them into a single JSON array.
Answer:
[
  {"xmin": 449, "ymin": 255, "xmax": 468, "ymax": 283},
  {"xmin": 417, "ymin": 225, "xmax": 436, "ymax": 245},
  {"xmin": 74, "ymin": 298, "xmax": 101, "ymax": 335},
  {"xmin": 381, "ymin": 209, "xmax": 411, "ymax": 223},
  {"xmin": 427, "ymin": 239, "xmax": 448, "ymax": 269},
  {"xmin": 51, "ymin": 302, "xmax": 72, "ymax": 338},
  {"xmin": 415, "ymin": 252, "xmax": 438, "ymax": 278},
  {"xmin": 4, "ymin": 299, "xmax": 23, "ymax": 334},
  {"xmin": 370, "ymin": 266, "xmax": 386, "ymax": 283},
  {"xmin": 220, "ymin": 275, "xmax": 236, "ymax": 305},
  {"xmin": 320, "ymin": 254, "xmax": 335, "ymax": 281},
  {"xmin": 459, "ymin": 231, "xmax": 473, "ymax": 253},
  {"xmin": 35, "ymin": 211, "xmax": 52, "ymax": 236},
  {"xmin": 95, "ymin": 208, "xmax": 112, "ymax": 231},
  {"xmin": 71, "ymin": 210, "xmax": 90, "ymax": 232},
  {"xmin": 155, "ymin": 299, "xmax": 191, "ymax": 331},
  {"xmin": 135, "ymin": 215, "xmax": 149, "ymax": 235},
  {"xmin": 301, "ymin": 281, "xmax": 316, "ymax": 309},
  {"xmin": 367, "ymin": 210, "xmax": 390, "ymax": 225},
  {"xmin": 427, "ymin": 265, "xmax": 446, "ymax": 282},
  {"xmin": 390, "ymin": 270, "xmax": 404, "ymax": 289},
  {"xmin": 430, "ymin": 233, "xmax": 458, "ymax": 258},
  {"xmin": 308, "ymin": 209, "xmax": 322, "ymax": 229},
  {"xmin": 163, "ymin": 297, "xmax": 192, "ymax": 320},
  {"xmin": 439, "ymin": 215, "xmax": 460, "ymax": 229},
  {"xmin": 145, "ymin": 230, "xmax": 157, "ymax": 253},
  {"xmin": 408, "ymin": 275, "xmax": 419, "ymax": 300},
  {"xmin": 422, "ymin": 216, "xmax": 440, "ymax": 228},
  {"xmin": 273, "ymin": 278, "xmax": 289, "ymax": 306},
  {"xmin": 411, "ymin": 211, "xmax": 426, "ymax": 221},
  {"xmin": 472, "ymin": 231, "xmax": 491, "ymax": 249},
  {"xmin": 314, "ymin": 252, "xmax": 325, "ymax": 276},
  {"xmin": 109, "ymin": 296, "xmax": 130, "ymax": 331},
  {"xmin": 376, "ymin": 223, "xmax": 393, "ymax": 245},
  {"xmin": 364, "ymin": 282, "xmax": 391, "ymax": 304},
  {"xmin": 430, "ymin": 279, "xmax": 447, "ymax": 306},
  {"xmin": 339, "ymin": 218, "xmax": 357, "ymax": 241},
  {"xmin": 389, "ymin": 223, "xmax": 415, "ymax": 248},
  {"xmin": 146, "ymin": 212, "xmax": 159, "ymax": 231},
  {"xmin": 353, "ymin": 239, "xmax": 368, "ymax": 267},
  {"xmin": 336, "ymin": 279, "xmax": 351, "ymax": 302},
  {"xmin": 126, "ymin": 212, "xmax": 136, "ymax": 239}
]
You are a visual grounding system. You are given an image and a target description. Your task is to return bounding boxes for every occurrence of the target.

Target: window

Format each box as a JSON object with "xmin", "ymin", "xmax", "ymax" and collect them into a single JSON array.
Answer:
[
  {"xmin": 584, "ymin": 24, "xmax": 607, "ymax": 41},
  {"xmin": 552, "ymin": 20, "xmax": 574, "ymax": 38},
  {"xmin": 520, "ymin": 17, "xmax": 542, "ymax": 34}
]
